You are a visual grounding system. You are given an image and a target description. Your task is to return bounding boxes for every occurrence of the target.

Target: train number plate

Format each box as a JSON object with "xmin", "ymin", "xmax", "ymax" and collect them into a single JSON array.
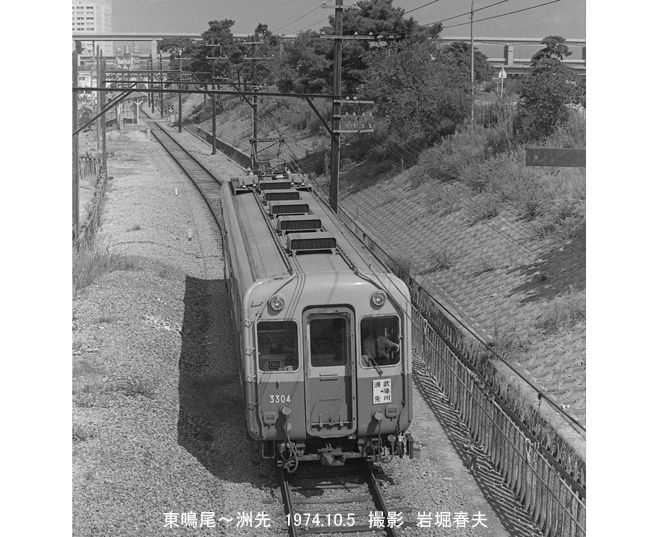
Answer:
[
  {"xmin": 269, "ymin": 394, "xmax": 291, "ymax": 404},
  {"xmin": 372, "ymin": 379, "xmax": 391, "ymax": 404}
]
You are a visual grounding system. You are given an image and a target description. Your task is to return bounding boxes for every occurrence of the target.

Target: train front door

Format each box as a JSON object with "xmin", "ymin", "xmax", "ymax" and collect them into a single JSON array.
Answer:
[{"xmin": 303, "ymin": 307, "xmax": 357, "ymax": 437}]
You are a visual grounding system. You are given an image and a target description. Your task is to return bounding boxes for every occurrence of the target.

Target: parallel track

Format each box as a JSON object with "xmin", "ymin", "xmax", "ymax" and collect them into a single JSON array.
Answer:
[{"xmin": 280, "ymin": 460, "xmax": 405, "ymax": 537}]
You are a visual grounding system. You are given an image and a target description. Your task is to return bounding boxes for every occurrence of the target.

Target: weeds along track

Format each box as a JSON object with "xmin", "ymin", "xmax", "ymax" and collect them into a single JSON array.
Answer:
[{"xmin": 280, "ymin": 460, "xmax": 411, "ymax": 537}]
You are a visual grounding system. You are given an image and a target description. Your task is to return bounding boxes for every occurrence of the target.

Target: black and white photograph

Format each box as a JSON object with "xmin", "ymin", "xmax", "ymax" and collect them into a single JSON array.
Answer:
[
  {"xmin": 0, "ymin": 0, "xmax": 640, "ymax": 534},
  {"xmin": 66, "ymin": 1, "xmax": 594, "ymax": 535}
]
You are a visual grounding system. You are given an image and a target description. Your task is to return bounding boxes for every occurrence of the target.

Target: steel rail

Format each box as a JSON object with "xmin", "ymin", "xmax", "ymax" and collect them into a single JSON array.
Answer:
[{"xmin": 279, "ymin": 461, "xmax": 402, "ymax": 536}]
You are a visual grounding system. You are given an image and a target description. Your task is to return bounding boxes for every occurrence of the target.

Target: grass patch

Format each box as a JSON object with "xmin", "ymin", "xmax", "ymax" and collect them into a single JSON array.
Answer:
[
  {"xmin": 73, "ymin": 246, "xmax": 140, "ymax": 293},
  {"xmin": 536, "ymin": 287, "xmax": 586, "ymax": 334},
  {"xmin": 418, "ymin": 248, "xmax": 455, "ymax": 275},
  {"xmin": 111, "ymin": 377, "xmax": 156, "ymax": 399},
  {"xmin": 417, "ymin": 114, "xmax": 585, "ymax": 243},
  {"xmin": 73, "ymin": 423, "xmax": 96, "ymax": 443},
  {"xmin": 490, "ymin": 323, "xmax": 530, "ymax": 358},
  {"xmin": 389, "ymin": 252, "xmax": 414, "ymax": 279}
]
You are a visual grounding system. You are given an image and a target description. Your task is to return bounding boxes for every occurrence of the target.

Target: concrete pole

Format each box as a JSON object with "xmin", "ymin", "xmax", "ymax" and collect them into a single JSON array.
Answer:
[
  {"xmin": 101, "ymin": 52, "xmax": 107, "ymax": 172},
  {"xmin": 211, "ymin": 61, "xmax": 217, "ymax": 155},
  {"xmin": 470, "ymin": 0, "xmax": 475, "ymax": 129},
  {"xmin": 159, "ymin": 54, "xmax": 164, "ymax": 118},
  {"xmin": 251, "ymin": 39, "xmax": 258, "ymax": 171},
  {"xmin": 329, "ymin": 0, "xmax": 343, "ymax": 213},
  {"xmin": 178, "ymin": 56, "xmax": 183, "ymax": 133},
  {"xmin": 150, "ymin": 54, "xmax": 155, "ymax": 113},
  {"xmin": 73, "ymin": 51, "xmax": 79, "ymax": 239},
  {"xmin": 95, "ymin": 46, "xmax": 101, "ymax": 151}
]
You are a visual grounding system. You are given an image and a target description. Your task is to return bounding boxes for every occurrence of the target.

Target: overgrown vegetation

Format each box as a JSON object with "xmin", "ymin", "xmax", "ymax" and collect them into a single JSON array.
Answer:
[
  {"xmin": 535, "ymin": 287, "xmax": 586, "ymax": 334},
  {"xmin": 73, "ymin": 246, "xmax": 139, "ymax": 293}
]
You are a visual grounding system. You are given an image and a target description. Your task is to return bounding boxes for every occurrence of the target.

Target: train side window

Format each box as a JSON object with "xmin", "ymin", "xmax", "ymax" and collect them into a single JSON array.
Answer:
[
  {"xmin": 310, "ymin": 317, "xmax": 348, "ymax": 367},
  {"xmin": 257, "ymin": 321, "xmax": 299, "ymax": 372},
  {"xmin": 360, "ymin": 316, "xmax": 401, "ymax": 367}
]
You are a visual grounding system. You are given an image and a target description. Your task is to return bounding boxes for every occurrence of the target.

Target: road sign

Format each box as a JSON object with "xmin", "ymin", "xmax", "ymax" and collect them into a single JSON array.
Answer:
[{"xmin": 498, "ymin": 67, "xmax": 507, "ymax": 79}]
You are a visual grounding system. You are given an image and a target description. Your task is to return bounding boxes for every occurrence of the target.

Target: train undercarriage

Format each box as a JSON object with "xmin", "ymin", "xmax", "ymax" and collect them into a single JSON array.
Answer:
[{"xmin": 263, "ymin": 433, "xmax": 417, "ymax": 473}]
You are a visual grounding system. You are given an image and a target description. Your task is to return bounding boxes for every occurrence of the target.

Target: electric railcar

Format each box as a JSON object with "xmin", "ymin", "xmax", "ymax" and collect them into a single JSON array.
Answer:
[{"xmin": 219, "ymin": 171, "xmax": 415, "ymax": 471}]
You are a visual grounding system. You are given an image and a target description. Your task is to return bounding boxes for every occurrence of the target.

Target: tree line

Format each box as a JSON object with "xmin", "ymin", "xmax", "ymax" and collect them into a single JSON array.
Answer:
[{"xmin": 158, "ymin": 0, "xmax": 584, "ymax": 144}]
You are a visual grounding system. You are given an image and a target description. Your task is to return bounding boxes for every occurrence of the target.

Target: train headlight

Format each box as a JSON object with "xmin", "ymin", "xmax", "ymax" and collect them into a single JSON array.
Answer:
[
  {"xmin": 269, "ymin": 294, "xmax": 285, "ymax": 312},
  {"xmin": 370, "ymin": 291, "xmax": 386, "ymax": 308}
]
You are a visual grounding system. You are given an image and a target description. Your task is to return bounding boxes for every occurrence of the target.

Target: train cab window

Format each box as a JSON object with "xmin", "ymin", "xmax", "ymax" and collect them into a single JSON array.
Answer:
[
  {"xmin": 257, "ymin": 321, "xmax": 299, "ymax": 372},
  {"xmin": 360, "ymin": 316, "xmax": 401, "ymax": 367},
  {"xmin": 309, "ymin": 317, "xmax": 348, "ymax": 367}
]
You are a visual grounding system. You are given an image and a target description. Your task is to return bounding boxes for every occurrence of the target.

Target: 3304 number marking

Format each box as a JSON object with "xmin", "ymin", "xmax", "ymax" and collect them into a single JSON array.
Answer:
[{"xmin": 269, "ymin": 394, "xmax": 291, "ymax": 403}]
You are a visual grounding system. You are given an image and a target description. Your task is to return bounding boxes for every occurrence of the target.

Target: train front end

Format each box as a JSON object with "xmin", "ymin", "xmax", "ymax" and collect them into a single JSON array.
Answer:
[{"xmin": 242, "ymin": 271, "xmax": 415, "ymax": 471}]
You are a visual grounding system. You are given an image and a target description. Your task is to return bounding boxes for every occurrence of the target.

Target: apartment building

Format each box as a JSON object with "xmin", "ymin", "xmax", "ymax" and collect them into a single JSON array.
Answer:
[{"xmin": 72, "ymin": 0, "xmax": 113, "ymax": 56}]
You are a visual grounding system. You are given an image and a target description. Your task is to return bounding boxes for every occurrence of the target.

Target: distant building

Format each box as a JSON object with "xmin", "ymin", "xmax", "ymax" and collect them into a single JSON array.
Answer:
[{"xmin": 72, "ymin": 0, "xmax": 113, "ymax": 57}]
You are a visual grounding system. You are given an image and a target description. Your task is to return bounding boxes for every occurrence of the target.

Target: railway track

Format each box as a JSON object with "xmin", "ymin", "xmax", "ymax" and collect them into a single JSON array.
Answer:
[
  {"xmin": 147, "ymin": 118, "xmax": 227, "ymax": 218},
  {"xmin": 280, "ymin": 459, "xmax": 410, "ymax": 537},
  {"xmin": 147, "ymin": 117, "xmax": 414, "ymax": 537}
]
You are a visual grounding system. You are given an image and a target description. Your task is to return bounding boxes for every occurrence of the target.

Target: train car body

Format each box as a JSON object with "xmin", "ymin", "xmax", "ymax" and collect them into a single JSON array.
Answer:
[{"xmin": 219, "ymin": 172, "xmax": 415, "ymax": 470}]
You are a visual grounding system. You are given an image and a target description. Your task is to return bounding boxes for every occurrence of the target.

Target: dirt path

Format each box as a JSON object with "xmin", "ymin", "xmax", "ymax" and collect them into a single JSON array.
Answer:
[{"xmin": 72, "ymin": 124, "xmax": 540, "ymax": 536}]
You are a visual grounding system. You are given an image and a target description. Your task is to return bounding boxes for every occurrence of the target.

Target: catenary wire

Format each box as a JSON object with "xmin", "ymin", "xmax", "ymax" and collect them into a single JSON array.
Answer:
[
  {"xmin": 404, "ymin": 0, "xmax": 442, "ymax": 15},
  {"xmin": 441, "ymin": 0, "xmax": 561, "ymax": 29},
  {"xmin": 423, "ymin": 0, "xmax": 512, "ymax": 25},
  {"xmin": 273, "ymin": 3, "xmax": 324, "ymax": 33}
]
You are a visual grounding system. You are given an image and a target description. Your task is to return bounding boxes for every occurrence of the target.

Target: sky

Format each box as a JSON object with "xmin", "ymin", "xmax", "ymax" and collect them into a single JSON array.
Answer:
[{"xmin": 112, "ymin": 0, "xmax": 585, "ymax": 39}]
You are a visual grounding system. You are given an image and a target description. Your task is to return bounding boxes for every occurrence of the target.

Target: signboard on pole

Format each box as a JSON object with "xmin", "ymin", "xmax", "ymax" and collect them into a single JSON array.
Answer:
[{"xmin": 498, "ymin": 67, "xmax": 507, "ymax": 79}]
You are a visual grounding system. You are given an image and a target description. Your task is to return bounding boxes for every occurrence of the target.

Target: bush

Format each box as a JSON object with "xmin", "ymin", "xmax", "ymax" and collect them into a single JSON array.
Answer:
[{"xmin": 516, "ymin": 59, "xmax": 585, "ymax": 140}]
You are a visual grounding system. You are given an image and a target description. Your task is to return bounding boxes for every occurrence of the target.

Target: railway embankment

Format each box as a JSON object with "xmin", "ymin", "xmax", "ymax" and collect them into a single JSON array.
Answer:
[
  {"xmin": 192, "ymin": 98, "xmax": 586, "ymax": 422},
  {"xmin": 186, "ymin": 101, "xmax": 586, "ymax": 530}
]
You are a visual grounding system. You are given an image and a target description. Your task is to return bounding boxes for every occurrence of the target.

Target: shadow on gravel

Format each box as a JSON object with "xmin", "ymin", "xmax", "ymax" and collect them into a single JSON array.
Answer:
[
  {"xmin": 178, "ymin": 275, "xmax": 274, "ymax": 485},
  {"xmin": 508, "ymin": 225, "xmax": 586, "ymax": 304},
  {"xmin": 413, "ymin": 359, "xmax": 542, "ymax": 537}
]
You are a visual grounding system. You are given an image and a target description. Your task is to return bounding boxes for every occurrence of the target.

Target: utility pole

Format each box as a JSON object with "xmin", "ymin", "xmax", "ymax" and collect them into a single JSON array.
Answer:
[
  {"xmin": 73, "ymin": 50, "xmax": 79, "ymax": 239},
  {"xmin": 95, "ymin": 46, "xmax": 101, "ymax": 151},
  {"xmin": 329, "ymin": 0, "xmax": 343, "ymax": 212},
  {"xmin": 159, "ymin": 53, "xmax": 164, "ymax": 118},
  {"xmin": 470, "ymin": 0, "xmax": 475, "ymax": 129},
  {"xmin": 321, "ymin": 1, "xmax": 374, "ymax": 212},
  {"xmin": 100, "ymin": 51, "xmax": 107, "ymax": 172},
  {"xmin": 149, "ymin": 53, "xmax": 155, "ymax": 113},
  {"xmin": 211, "ymin": 58, "xmax": 217, "ymax": 155},
  {"xmin": 178, "ymin": 56, "xmax": 183, "ymax": 133},
  {"xmin": 250, "ymin": 38, "xmax": 258, "ymax": 170}
]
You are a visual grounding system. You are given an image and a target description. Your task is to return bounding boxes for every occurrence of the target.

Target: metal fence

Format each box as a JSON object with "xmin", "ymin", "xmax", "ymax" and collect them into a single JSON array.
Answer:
[
  {"xmin": 412, "ymin": 310, "xmax": 585, "ymax": 536},
  {"xmin": 325, "ymin": 196, "xmax": 586, "ymax": 537}
]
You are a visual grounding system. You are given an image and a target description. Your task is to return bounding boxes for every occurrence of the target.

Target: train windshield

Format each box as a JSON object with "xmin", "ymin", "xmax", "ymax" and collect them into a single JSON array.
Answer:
[
  {"xmin": 360, "ymin": 316, "xmax": 401, "ymax": 367},
  {"xmin": 257, "ymin": 321, "xmax": 299, "ymax": 372},
  {"xmin": 309, "ymin": 317, "xmax": 349, "ymax": 367}
]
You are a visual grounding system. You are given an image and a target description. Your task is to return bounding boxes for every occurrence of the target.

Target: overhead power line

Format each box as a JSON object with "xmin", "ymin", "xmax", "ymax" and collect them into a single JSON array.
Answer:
[
  {"xmin": 404, "ymin": 0, "xmax": 442, "ymax": 15},
  {"xmin": 299, "ymin": 15, "xmax": 329, "ymax": 33},
  {"xmin": 427, "ymin": 0, "xmax": 512, "ymax": 25},
  {"xmin": 441, "ymin": 0, "xmax": 561, "ymax": 29},
  {"xmin": 273, "ymin": 3, "xmax": 323, "ymax": 33}
]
